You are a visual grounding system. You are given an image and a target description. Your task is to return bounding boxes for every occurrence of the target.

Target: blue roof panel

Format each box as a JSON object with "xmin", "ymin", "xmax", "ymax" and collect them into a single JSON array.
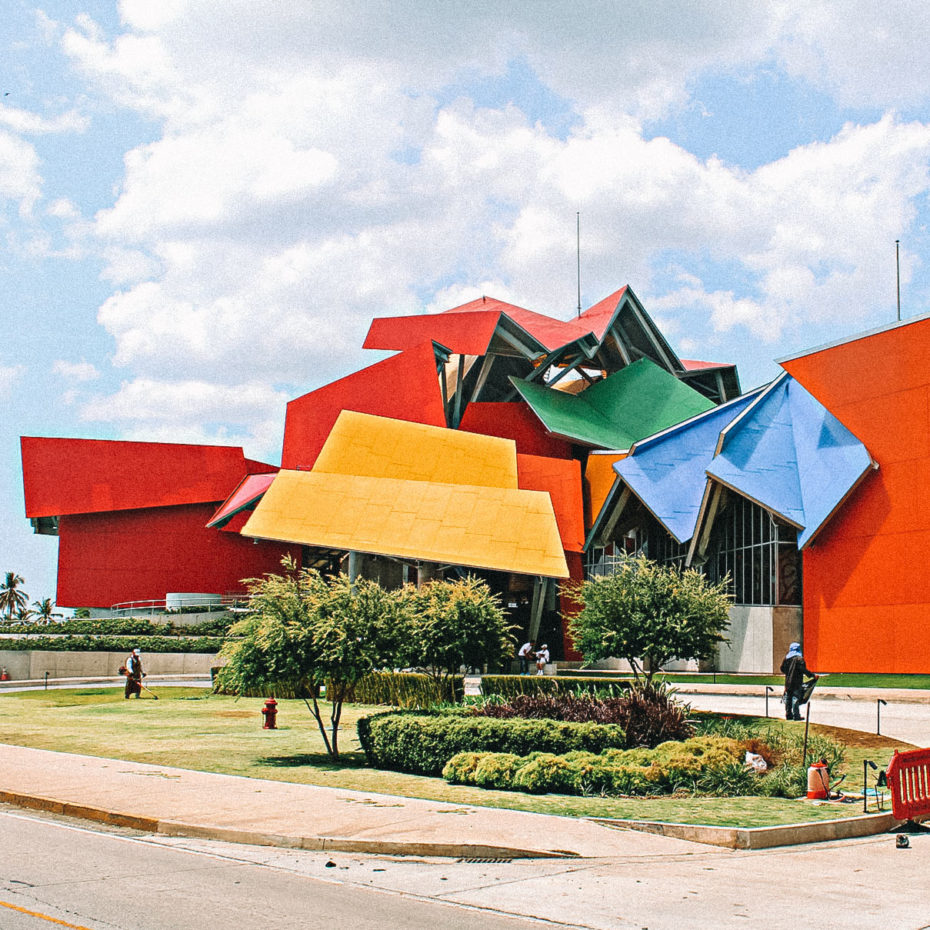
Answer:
[
  {"xmin": 707, "ymin": 375, "xmax": 873, "ymax": 546},
  {"xmin": 613, "ymin": 391, "xmax": 761, "ymax": 543}
]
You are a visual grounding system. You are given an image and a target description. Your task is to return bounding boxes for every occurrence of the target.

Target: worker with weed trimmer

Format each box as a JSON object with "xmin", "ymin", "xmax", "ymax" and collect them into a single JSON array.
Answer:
[{"xmin": 122, "ymin": 647, "xmax": 145, "ymax": 699}]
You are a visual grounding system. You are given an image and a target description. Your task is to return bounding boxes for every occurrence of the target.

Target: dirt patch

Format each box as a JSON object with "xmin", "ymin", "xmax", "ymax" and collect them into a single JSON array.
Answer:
[{"xmin": 811, "ymin": 722, "xmax": 912, "ymax": 750}]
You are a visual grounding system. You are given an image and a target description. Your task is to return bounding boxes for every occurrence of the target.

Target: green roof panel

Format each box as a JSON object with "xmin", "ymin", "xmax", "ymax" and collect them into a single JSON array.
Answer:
[{"xmin": 511, "ymin": 358, "xmax": 714, "ymax": 450}]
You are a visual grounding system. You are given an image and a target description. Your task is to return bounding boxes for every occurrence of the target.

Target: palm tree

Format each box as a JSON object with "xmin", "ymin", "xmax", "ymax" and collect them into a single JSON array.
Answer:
[
  {"xmin": 13, "ymin": 606, "xmax": 35, "ymax": 625},
  {"xmin": 0, "ymin": 572, "xmax": 27, "ymax": 622},
  {"xmin": 32, "ymin": 598, "xmax": 57, "ymax": 624}
]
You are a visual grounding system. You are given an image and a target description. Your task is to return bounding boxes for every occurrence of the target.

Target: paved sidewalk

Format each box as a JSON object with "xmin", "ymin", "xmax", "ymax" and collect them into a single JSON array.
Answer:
[{"xmin": 0, "ymin": 743, "xmax": 706, "ymax": 860}]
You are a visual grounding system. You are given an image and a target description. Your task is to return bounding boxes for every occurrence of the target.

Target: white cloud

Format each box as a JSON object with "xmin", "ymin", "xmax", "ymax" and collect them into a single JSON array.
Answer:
[
  {"xmin": 777, "ymin": 2, "xmax": 930, "ymax": 110},
  {"xmin": 0, "ymin": 130, "xmax": 41, "ymax": 215},
  {"xmin": 0, "ymin": 103, "xmax": 87, "ymax": 135},
  {"xmin": 0, "ymin": 364, "xmax": 25, "ymax": 398},
  {"xmin": 52, "ymin": 360, "xmax": 99, "ymax": 382},
  {"xmin": 15, "ymin": 2, "xmax": 927, "ymax": 445},
  {"xmin": 79, "ymin": 378, "xmax": 289, "ymax": 462}
]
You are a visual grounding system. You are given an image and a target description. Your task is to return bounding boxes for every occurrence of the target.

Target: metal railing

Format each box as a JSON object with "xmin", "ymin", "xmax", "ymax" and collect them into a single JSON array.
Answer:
[{"xmin": 110, "ymin": 593, "xmax": 250, "ymax": 617}]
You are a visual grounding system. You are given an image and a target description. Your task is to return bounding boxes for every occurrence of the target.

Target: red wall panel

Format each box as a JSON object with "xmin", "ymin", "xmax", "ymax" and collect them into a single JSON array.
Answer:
[
  {"xmin": 282, "ymin": 341, "xmax": 447, "ymax": 470},
  {"xmin": 56, "ymin": 504, "xmax": 299, "ymax": 608},
  {"xmin": 559, "ymin": 550, "xmax": 584, "ymax": 661},
  {"xmin": 783, "ymin": 317, "xmax": 930, "ymax": 672},
  {"xmin": 516, "ymin": 453, "xmax": 584, "ymax": 552},
  {"xmin": 459, "ymin": 402, "xmax": 573, "ymax": 459}
]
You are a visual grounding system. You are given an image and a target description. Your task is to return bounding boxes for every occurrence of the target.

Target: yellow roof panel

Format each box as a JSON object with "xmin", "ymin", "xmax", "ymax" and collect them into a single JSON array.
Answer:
[
  {"xmin": 312, "ymin": 410, "xmax": 518, "ymax": 489},
  {"xmin": 242, "ymin": 469, "xmax": 569, "ymax": 578}
]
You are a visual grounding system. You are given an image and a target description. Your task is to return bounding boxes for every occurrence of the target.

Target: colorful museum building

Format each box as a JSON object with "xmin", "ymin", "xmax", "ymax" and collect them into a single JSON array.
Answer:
[{"xmin": 20, "ymin": 286, "xmax": 930, "ymax": 673}]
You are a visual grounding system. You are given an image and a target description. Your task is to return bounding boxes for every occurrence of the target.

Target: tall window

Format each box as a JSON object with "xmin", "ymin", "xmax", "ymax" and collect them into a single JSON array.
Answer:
[{"xmin": 706, "ymin": 496, "xmax": 801, "ymax": 606}]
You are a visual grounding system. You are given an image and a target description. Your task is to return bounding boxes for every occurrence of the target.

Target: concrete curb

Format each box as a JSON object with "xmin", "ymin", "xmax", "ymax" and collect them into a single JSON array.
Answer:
[
  {"xmin": 0, "ymin": 788, "xmax": 572, "ymax": 860},
  {"xmin": 592, "ymin": 811, "xmax": 899, "ymax": 849}
]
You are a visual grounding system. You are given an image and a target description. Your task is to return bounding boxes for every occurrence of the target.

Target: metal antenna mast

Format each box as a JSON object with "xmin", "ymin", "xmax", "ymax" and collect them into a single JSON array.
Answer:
[
  {"xmin": 896, "ymin": 239, "xmax": 901, "ymax": 321},
  {"xmin": 576, "ymin": 212, "xmax": 581, "ymax": 316}
]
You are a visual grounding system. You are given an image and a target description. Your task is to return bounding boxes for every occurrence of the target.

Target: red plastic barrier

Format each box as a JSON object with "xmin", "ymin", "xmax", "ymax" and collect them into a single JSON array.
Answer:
[{"xmin": 886, "ymin": 748, "xmax": 930, "ymax": 822}]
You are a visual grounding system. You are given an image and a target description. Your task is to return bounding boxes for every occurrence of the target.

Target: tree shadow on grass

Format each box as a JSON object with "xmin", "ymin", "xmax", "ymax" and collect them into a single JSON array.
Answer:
[{"xmin": 258, "ymin": 751, "xmax": 368, "ymax": 771}]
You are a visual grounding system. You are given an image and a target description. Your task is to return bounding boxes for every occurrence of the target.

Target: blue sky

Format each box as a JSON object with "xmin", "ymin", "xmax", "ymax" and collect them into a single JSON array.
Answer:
[{"xmin": 4, "ymin": 1, "xmax": 930, "ymax": 608}]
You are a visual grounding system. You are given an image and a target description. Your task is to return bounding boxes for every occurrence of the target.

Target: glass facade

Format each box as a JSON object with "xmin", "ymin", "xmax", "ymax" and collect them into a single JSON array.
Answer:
[
  {"xmin": 705, "ymin": 495, "xmax": 801, "ymax": 606},
  {"xmin": 586, "ymin": 494, "xmax": 802, "ymax": 608}
]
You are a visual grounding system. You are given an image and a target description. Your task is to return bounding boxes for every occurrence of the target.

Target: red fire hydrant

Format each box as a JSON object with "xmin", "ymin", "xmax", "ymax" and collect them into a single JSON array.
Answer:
[{"xmin": 261, "ymin": 697, "xmax": 278, "ymax": 729}]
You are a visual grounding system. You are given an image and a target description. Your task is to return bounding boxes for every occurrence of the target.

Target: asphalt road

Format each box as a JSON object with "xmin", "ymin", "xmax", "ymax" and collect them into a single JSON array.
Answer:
[
  {"xmin": 0, "ymin": 810, "xmax": 553, "ymax": 930},
  {"xmin": 5, "ymin": 806, "xmax": 930, "ymax": 930}
]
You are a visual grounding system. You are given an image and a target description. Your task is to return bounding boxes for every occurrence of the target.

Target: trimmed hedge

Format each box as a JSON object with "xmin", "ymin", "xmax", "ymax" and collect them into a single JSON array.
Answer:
[
  {"xmin": 0, "ymin": 617, "xmax": 236, "ymax": 637},
  {"xmin": 0, "ymin": 635, "xmax": 223, "ymax": 653},
  {"xmin": 480, "ymin": 675, "xmax": 630, "ymax": 699},
  {"xmin": 342, "ymin": 671, "xmax": 464, "ymax": 708},
  {"xmin": 357, "ymin": 710, "xmax": 627, "ymax": 776},
  {"xmin": 442, "ymin": 736, "xmax": 746, "ymax": 796},
  {"xmin": 211, "ymin": 670, "xmax": 465, "ymax": 704}
]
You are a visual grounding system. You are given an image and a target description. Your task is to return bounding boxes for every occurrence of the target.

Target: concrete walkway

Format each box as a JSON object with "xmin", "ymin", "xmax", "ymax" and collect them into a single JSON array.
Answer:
[
  {"xmin": 1, "ymin": 679, "xmax": 926, "ymax": 860},
  {"xmin": 0, "ymin": 743, "xmax": 704, "ymax": 860}
]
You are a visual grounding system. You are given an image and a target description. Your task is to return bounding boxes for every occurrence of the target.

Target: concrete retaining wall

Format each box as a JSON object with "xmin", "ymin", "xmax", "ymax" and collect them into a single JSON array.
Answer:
[
  {"xmin": 718, "ymin": 605, "xmax": 803, "ymax": 673},
  {"xmin": 0, "ymin": 650, "xmax": 220, "ymax": 681}
]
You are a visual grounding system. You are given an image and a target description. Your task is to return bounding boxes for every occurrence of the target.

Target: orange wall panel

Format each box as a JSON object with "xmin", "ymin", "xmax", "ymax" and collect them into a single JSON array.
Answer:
[
  {"xmin": 827, "ymin": 387, "xmax": 929, "ymax": 465},
  {"xmin": 783, "ymin": 316, "xmax": 930, "ymax": 672}
]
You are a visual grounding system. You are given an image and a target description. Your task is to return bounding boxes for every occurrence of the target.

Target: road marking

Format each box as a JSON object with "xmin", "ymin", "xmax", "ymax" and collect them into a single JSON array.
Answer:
[{"xmin": 0, "ymin": 899, "xmax": 96, "ymax": 929}]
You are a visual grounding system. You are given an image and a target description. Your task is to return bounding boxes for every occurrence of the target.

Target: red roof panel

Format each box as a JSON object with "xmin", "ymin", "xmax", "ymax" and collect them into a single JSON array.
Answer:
[
  {"xmin": 364, "ymin": 310, "xmax": 502, "ymax": 355},
  {"xmin": 576, "ymin": 286, "xmax": 629, "ymax": 342},
  {"xmin": 21, "ymin": 437, "xmax": 268, "ymax": 518},
  {"xmin": 207, "ymin": 473, "xmax": 277, "ymax": 528}
]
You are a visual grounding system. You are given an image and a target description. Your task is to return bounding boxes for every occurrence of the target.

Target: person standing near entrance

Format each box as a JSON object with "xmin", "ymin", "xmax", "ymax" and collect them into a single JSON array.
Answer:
[
  {"xmin": 518, "ymin": 640, "xmax": 535, "ymax": 675},
  {"xmin": 535, "ymin": 643, "xmax": 550, "ymax": 676},
  {"xmin": 780, "ymin": 642, "xmax": 815, "ymax": 720},
  {"xmin": 124, "ymin": 648, "xmax": 145, "ymax": 699}
]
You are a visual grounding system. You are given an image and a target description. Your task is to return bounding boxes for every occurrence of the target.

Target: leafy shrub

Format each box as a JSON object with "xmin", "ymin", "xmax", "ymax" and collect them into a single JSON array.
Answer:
[
  {"xmin": 473, "ymin": 752, "xmax": 525, "ymax": 790},
  {"xmin": 474, "ymin": 692, "xmax": 627, "ymax": 723},
  {"xmin": 357, "ymin": 711, "xmax": 627, "ymax": 776},
  {"xmin": 690, "ymin": 712, "xmax": 847, "ymax": 798},
  {"xmin": 695, "ymin": 761, "xmax": 758, "ymax": 796},
  {"xmin": 512, "ymin": 753, "xmax": 578, "ymax": 793},
  {"xmin": 442, "ymin": 751, "xmax": 485, "ymax": 784},
  {"xmin": 442, "ymin": 735, "xmax": 745, "ymax": 797},
  {"xmin": 755, "ymin": 764, "xmax": 807, "ymax": 798},
  {"xmin": 617, "ymin": 680, "xmax": 693, "ymax": 748},
  {"xmin": 340, "ymin": 671, "xmax": 463, "ymax": 708},
  {"xmin": 473, "ymin": 680, "xmax": 693, "ymax": 749},
  {"xmin": 480, "ymin": 675, "xmax": 629, "ymax": 700}
]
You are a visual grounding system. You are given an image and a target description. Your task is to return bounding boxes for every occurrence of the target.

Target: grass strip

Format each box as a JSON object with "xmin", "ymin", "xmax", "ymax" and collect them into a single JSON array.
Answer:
[{"xmin": 0, "ymin": 688, "xmax": 909, "ymax": 828}]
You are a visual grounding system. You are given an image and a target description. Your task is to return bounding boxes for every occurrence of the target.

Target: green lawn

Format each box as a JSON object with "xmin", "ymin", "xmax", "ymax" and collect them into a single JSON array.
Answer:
[{"xmin": 0, "ymin": 687, "xmax": 909, "ymax": 828}]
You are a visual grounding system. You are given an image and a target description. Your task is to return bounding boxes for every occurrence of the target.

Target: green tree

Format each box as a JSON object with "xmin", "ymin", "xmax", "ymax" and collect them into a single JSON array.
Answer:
[
  {"xmin": 398, "ymin": 576, "xmax": 515, "ymax": 685},
  {"xmin": 32, "ymin": 598, "xmax": 59, "ymax": 624},
  {"xmin": 219, "ymin": 559, "xmax": 403, "ymax": 759},
  {"xmin": 566, "ymin": 554, "xmax": 730, "ymax": 682},
  {"xmin": 0, "ymin": 573, "xmax": 28, "ymax": 622},
  {"xmin": 12, "ymin": 606, "xmax": 35, "ymax": 625}
]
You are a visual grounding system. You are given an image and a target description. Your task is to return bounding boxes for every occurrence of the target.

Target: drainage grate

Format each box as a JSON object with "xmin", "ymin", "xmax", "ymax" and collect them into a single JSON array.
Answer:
[{"xmin": 458, "ymin": 857, "xmax": 513, "ymax": 863}]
